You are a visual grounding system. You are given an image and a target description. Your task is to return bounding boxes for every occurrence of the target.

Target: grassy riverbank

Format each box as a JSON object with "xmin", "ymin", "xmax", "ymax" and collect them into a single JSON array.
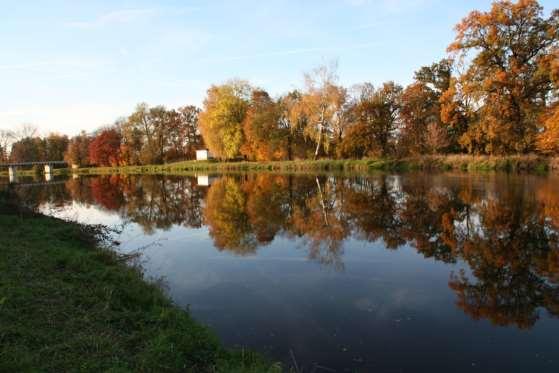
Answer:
[
  {"xmin": 0, "ymin": 190, "xmax": 280, "ymax": 372},
  {"xmin": 74, "ymin": 154, "xmax": 559, "ymax": 175},
  {"xmin": 2, "ymin": 155, "xmax": 557, "ymax": 178}
]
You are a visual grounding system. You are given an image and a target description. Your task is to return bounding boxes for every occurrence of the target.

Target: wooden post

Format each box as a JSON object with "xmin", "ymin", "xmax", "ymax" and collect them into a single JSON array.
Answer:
[{"xmin": 8, "ymin": 166, "xmax": 17, "ymax": 183}]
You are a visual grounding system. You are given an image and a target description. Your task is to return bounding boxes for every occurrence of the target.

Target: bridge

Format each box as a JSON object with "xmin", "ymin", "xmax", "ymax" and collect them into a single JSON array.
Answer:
[
  {"xmin": 0, "ymin": 161, "xmax": 68, "ymax": 183},
  {"xmin": 0, "ymin": 179, "xmax": 68, "ymax": 188}
]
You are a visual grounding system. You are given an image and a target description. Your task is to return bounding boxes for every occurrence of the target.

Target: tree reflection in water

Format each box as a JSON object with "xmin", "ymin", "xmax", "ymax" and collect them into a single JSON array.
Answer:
[{"xmin": 10, "ymin": 172, "xmax": 559, "ymax": 329}]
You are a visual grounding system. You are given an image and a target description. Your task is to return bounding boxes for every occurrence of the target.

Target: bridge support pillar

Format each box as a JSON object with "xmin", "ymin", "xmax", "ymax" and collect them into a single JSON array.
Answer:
[
  {"xmin": 45, "ymin": 172, "xmax": 52, "ymax": 182},
  {"xmin": 8, "ymin": 166, "xmax": 17, "ymax": 183}
]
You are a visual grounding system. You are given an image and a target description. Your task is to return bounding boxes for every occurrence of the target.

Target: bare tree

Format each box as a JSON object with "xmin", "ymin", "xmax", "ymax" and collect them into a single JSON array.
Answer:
[{"xmin": 12, "ymin": 123, "xmax": 38, "ymax": 141}]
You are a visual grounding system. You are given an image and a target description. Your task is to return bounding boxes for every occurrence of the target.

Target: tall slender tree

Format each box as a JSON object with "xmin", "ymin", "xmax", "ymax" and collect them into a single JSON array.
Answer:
[{"xmin": 297, "ymin": 63, "xmax": 346, "ymax": 159}]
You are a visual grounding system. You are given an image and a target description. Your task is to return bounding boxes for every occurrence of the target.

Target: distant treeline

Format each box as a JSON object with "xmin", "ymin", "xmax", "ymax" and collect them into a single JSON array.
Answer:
[{"xmin": 1, "ymin": 0, "xmax": 558, "ymax": 167}]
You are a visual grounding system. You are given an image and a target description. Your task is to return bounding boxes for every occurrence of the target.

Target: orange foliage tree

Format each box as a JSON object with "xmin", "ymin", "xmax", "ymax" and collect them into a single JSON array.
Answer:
[
  {"xmin": 64, "ymin": 131, "xmax": 91, "ymax": 166},
  {"xmin": 88, "ymin": 128, "xmax": 122, "ymax": 167},
  {"xmin": 241, "ymin": 90, "xmax": 286, "ymax": 161},
  {"xmin": 337, "ymin": 82, "xmax": 402, "ymax": 158},
  {"xmin": 537, "ymin": 105, "xmax": 559, "ymax": 154},
  {"xmin": 447, "ymin": 0, "xmax": 559, "ymax": 154}
]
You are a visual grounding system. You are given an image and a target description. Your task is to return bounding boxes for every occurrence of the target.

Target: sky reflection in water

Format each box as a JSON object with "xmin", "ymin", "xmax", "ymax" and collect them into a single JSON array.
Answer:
[{"xmin": 8, "ymin": 172, "xmax": 559, "ymax": 372}]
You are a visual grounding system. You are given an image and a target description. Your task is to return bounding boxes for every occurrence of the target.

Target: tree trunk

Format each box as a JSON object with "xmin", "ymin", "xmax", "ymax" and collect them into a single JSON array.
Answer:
[
  {"xmin": 315, "ymin": 176, "xmax": 329, "ymax": 226},
  {"xmin": 287, "ymin": 133, "xmax": 292, "ymax": 161},
  {"xmin": 314, "ymin": 123, "xmax": 323, "ymax": 160}
]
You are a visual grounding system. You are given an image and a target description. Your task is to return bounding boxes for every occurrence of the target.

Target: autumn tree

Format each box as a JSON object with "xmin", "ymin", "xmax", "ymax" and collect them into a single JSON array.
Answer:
[
  {"xmin": 90, "ymin": 175, "xmax": 126, "ymax": 211},
  {"xmin": 296, "ymin": 63, "xmax": 347, "ymax": 159},
  {"xmin": 440, "ymin": 77, "xmax": 473, "ymax": 151},
  {"xmin": 241, "ymin": 90, "xmax": 286, "ymax": 161},
  {"xmin": 44, "ymin": 133, "xmax": 69, "ymax": 161},
  {"xmin": 88, "ymin": 127, "xmax": 122, "ymax": 167},
  {"xmin": 65, "ymin": 131, "xmax": 91, "ymax": 166},
  {"xmin": 400, "ymin": 82, "xmax": 440, "ymax": 155},
  {"xmin": 121, "ymin": 104, "xmax": 169, "ymax": 165},
  {"xmin": 425, "ymin": 123, "xmax": 451, "ymax": 154},
  {"xmin": 536, "ymin": 47, "xmax": 559, "ymax": 154},
  {"xmin": 337, "ymin": 82, "xmax": 402, "ymax": 158},
  {"xmin": 169, "ymin": 105, "xmax": 203, "ymax": 160},
  {"xmin": 536, "ymin": 104, "xmax": 559, "ymax": 154},
  {"xmin": 199, "ymin": 80, "xmax": 251, "ymax": 160},
  {"xmin": 448, "ymin": 0, "xmax": 559, "ymax": 154},
  {"xmin": 277, "ymin": 90, "xmax": 312, "ymax": 160},
  {"xmin": 203, "ymin": 177, "xmax": 256, "ymax": 254},
  {"xmin": 400, "ymin": 59, "xmax": 454, "ymax": 155},
  {"xmin": 10, "ymin": 137, "xmax": 45, "ymax": 163}
]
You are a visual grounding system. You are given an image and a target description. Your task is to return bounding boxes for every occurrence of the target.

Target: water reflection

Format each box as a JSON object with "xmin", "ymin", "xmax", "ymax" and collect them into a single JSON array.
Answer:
[{"xmin": 6, "ymin": 172, "xmax": 559, "ymax": 332}]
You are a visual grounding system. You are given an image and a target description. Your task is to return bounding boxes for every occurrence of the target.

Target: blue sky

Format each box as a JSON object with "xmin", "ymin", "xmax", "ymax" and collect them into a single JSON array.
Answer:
[{"xmin": 1, "ymin": 0, "xmax": 557, "ymax": 136}]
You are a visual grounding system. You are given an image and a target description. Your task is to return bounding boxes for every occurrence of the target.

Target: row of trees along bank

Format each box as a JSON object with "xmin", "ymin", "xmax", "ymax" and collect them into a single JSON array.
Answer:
[{"xmin": 1, "ymin": 0, "xmax": 558, "ymax": 167}]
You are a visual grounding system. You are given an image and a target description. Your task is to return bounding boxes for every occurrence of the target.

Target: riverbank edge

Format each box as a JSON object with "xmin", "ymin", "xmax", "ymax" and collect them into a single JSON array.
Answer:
[
  {"xmin": 2, "ymin": 155, "xmax": 558, "ymax": 177},
  {"xmin": 0, "ymin": 192, "xmax": 280, "ymax": 372},
  {"xmin": 77, "ymin": 154, "xmax": 559, "ymax": 175}
]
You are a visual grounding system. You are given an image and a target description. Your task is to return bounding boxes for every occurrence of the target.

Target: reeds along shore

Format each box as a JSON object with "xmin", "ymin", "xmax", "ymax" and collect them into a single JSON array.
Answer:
[
  {"xmin": 37, "ymin": 155, "xmax": 559, "ymax": 176},
  {"xmin": 2, "ymin": 155, "xmax": 559, "ymax": 178}
]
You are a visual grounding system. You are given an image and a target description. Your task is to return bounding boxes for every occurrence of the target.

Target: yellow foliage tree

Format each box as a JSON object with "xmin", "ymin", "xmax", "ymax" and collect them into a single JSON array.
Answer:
[{"xmin": 199, "ymin": 80, "xmax": 251, "ymax": 160}]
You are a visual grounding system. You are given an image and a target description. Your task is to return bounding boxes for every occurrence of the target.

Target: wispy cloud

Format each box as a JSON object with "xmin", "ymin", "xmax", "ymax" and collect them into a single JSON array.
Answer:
[
  {"xmin": 66, "ymin": 8, "xmax": 155, "ymax": 29},
  {"xmin": 200, "ymin": 41, "xmax": 382, "ymax": 63}
]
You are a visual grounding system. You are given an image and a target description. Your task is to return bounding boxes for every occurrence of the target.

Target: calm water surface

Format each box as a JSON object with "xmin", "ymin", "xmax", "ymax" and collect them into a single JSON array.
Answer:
[{"xmin": 5, "ymin": 172, "xmax": 559, "ymax": 372}]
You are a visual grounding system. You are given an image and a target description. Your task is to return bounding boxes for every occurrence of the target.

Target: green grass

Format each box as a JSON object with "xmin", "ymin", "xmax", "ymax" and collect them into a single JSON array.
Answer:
[
  {"xmin": 0, "ymin": 191, "xmax": 281, "ymax": 373},
  {"xmin": 0, "ymin": 167, "xmax": 69, "ymax": 178},
  {"xmin": 2, "ymin": 155, "xmax": 557, "ymax": 178},
  {"xmin": 70, "ymin": 154, "xmax": 558, "ymax": 176}
]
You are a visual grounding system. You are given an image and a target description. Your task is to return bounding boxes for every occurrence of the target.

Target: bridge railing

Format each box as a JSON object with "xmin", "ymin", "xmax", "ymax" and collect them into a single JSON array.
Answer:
[{"xmin": 0, "ymin": 161, "xmax": 67, "ymax": 168}]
